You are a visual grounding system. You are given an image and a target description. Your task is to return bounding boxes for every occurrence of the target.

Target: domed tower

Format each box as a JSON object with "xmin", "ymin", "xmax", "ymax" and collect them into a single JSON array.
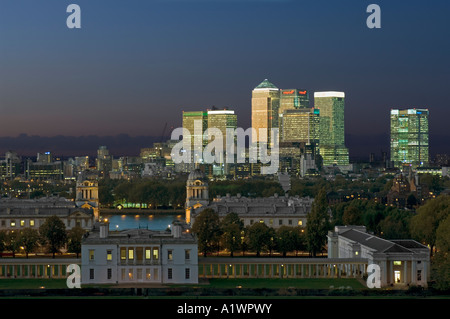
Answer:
[{"xmin": 185, "ymin": 168, "xmax": 209, "ymax": 224}]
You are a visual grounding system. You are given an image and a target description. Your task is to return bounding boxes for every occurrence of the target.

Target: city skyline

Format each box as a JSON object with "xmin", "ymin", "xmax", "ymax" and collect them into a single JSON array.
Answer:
[{"xmin": 0, "ymin": 1, "xmax": 449, "ymax": 144}]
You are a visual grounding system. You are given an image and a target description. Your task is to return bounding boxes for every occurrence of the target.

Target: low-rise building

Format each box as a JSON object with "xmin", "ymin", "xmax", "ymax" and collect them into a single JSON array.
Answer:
[
  {"xmin": 0, "ymin": 197, "xmax": 94, "ymax": 232},
  {"xmin": 328, "ymin": 226, "xmax": 430, "ymax": 288},
  {"xmin": 81, "ymin": 221, "xmax": 198, "ymax": 285}
]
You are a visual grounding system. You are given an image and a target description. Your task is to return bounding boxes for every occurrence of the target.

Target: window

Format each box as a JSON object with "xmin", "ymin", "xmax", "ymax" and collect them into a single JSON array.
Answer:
[
  {"xmin": 288, "ymin": 219, "xmax": 292, "ymax": 225},
  {"xmin": 250, "ymin": 219, "xmax": 254, "ymax": 225},
  {"xmin": 120, "ymin": 247, "xmax": 126, "ymax": 260},
  {"xmin": 185, "ymin": 249, "xmax": 191, "ymax": 261},
  {"xmin": 30, "ymin": 220, "xmax": 35, "ymax": 227},
  {"xmin": 417, "ymin": 270, "xmax": 422, "ymax": 281},
  {"xmin": 153, "ymin": 248, "xmax": 159, "ymax": 260},
  {"xmin": 1, "ymin": 220, "xmax": 5, "ymax": 227},
  {"xmin": 107, "ymin": 268, "xmax": 112, "ymax": 280},
  {"xmin": 279, "ymin": 219, "xmax": 283, "ymax": 226},
  {"xmin": 10, "ymin": 220, "xmax": 16, "ymax": 227},
  {"xmin": 20, "ymin": 220, "xmax": 25, "ymax": 227},
  {"xmin": 154, "ymin": 268, "xmax": 159, "ymax": 280},
  {"xmin": 146, "ymin": 269, "xmax": 151, "ymax": 280},
  {"xmin": 185, "ymin": 268, "xmax": 190, "ymax": 280},
  {"xmin": 89, "ymin": 269, "xmax": 94, "ymax": 280},
  {"xmin": 136, "ymin": 247, "xmax": 143, "ymax": 262},
  {"xmin": 168, "ymin": 250, "xmax": 173, "ymax": 261},
  {"xmin": 298, "ymin": 220, "xmax": 303, "ymax": 226},
  {"xmin": 121, "ymin": 269, "xmax": 126, "ymax": 280},
  {"xmin": 89, "ymin": 250, "xmax": 95, "ymax": 261},
  {"xmin": 137, "ymin": 269, "xmax": 142, "ymax": 280},
  {"xmin": 393, "ymin": 261, "xmax": 402, "ymax": 266},
  {"xmin": 355, "ymin": 251, "xmax": 359, "ymax": 256},
  {"xmin": 168, "ymin": 268, "xmax": 173, "ymax": 280},
  {"xmin": 128, "ymin": 269, "xmax": 133, "ymax": 280},
  {"xmin": 145, "ymin": 248, "xmax": 151, "ymax": 260},
  {"xmin": 128, "ymin": 248, "xmax": 134, "ymax": 260},
  {"xmin": 269, "ymin": 219, "xmax": 273, "ymax": 225},
  {"xmin": 107, "ymin": 250, "xmax": 112, "ymax": 261}
]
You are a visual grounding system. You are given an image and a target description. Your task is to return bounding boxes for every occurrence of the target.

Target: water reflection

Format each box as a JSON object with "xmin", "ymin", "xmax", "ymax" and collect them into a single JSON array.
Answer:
[{"xmin": 103, "ymin": 214, "xmax": 184, "ymax": 231}]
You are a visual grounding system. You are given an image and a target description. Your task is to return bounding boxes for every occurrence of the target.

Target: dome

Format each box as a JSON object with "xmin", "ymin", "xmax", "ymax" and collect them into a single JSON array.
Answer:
[{"xmin": 188, "ymin": 168, "xmax": 206, "ymax": 181}]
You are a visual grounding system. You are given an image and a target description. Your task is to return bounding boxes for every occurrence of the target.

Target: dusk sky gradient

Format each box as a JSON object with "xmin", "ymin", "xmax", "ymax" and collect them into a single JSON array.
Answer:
[{"xmin": 0, "ymin": 0, "xmax": 449, "ymax": 157}]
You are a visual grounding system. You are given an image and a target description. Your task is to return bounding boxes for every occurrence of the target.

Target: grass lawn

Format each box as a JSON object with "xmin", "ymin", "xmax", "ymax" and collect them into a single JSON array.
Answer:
[
  {"xmin": 0, "ymin": 279, "xmax": 68, "ymax": 289},
  {"xmin": 204, "ymin": 278, "xmax": 366, "ymax": 290}
]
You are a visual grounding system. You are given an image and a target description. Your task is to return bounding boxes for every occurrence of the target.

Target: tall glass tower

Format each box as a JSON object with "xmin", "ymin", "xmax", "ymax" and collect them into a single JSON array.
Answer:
[
  {"xmin": 314, "ymin": 91, "xmax": 349, "ymax": 166},
  {"xmin": 390, "ymin": 108, "xmax": 429, "ymax": 168},
  {"xmin": 251, "ymin": 79, "xmax": 280, "ymax": 146}
]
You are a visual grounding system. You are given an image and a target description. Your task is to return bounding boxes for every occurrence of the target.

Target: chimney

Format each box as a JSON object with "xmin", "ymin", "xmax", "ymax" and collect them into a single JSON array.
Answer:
[
  {"xmin": 99, "ymin": 221, "xmax": 109, "ymax": 238},
  {"xmin": 171, "ymin": 221, "xmax": 182, "ymax": 238}
]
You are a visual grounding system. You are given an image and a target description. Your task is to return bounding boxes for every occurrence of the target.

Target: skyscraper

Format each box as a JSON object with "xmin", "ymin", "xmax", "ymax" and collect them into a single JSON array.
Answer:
[
  {"xmin": 390, "ymin": 108, "xmax": 429, "ymax": 168},
  {"xmin": 279, "ymin": 89, "xmax": 310, "ymax": 115},
  {"xmin": 251, "ymin": 79, "xmax": 280, "ymax": 145},
  {"xmin": 182, "ymin": 111, "xmax": 208, "ymax": 169},
  {"xmin": 206, "ymin": 108, "xmax": 237, "ymax": 174},
  {"xmin": 280, "ymin": 108, "xmax": 320, "ymax": 145},
  {"xmin": 314, "ymin": 92, "xmax": 349, "ymax": 166}
]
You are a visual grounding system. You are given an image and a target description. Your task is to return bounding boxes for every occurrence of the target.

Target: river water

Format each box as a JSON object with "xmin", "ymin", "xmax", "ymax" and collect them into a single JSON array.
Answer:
[{"xmin": 102, "ymin": 213, "xmax": 185, "ymax": 231}]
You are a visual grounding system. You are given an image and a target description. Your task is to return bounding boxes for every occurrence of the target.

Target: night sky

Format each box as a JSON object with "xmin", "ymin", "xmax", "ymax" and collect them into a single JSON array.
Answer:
[{"xmin": 0, "ymin": 0, "xmax": 449, "ymax": 157}]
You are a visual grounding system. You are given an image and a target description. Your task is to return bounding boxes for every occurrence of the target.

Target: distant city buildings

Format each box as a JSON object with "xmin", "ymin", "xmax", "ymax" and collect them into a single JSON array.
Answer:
[
  {"xmin": 315, "ymin": 92, "xmax": 349, "ymax": 166},
  {"xmin": 390, "ymin": 108, "xmax": 429, "ymax": 168}
]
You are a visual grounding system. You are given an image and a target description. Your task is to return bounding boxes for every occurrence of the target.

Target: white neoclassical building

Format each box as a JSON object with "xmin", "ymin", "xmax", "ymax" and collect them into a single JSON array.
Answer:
[
  {"xmin": 81, "ymin": 220, "xmax": 198, "ymax": 285},
  {"xmin": 328, "ymin": 226, "xmax": 430, "ymax": 288}
]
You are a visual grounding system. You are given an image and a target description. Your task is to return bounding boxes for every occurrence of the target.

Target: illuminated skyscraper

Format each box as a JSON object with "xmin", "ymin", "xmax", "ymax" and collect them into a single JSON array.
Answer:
[
  {"xmin": 280, "ymin": 108, "xmax": 320, "ymax": 145},
  {"xmin": 251, "ymin": 79, "xmax": 280, "ymax": 145},
  {"xmin": 182, "ymin": 111, "xmax": 208, "ymax": 168},
  {"xmin": 314, "ymin": 92, "xmax": 349, "ymax": 166},
  {"xmin": 206, "ymin": 108, "xmax": 237, "ymax": 175},
  {"xmin": 279, "ymin": 89, "xmax": 310, "ymax": 115},
  {"xmin": 390, "ymin": 108, "xmax": 429, "ymax": 168}
]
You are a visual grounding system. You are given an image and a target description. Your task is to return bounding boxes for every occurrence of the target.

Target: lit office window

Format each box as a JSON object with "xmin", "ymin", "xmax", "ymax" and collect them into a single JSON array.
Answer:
[
  {"xmin": 20, "ymin": 220, "xmax": 25, "ymax": 227},
  {"xmin": 153, "ymin": 248, "xmax": 159, "ymax": 260},
  {"xmin": 107, "ymin": 250, "xmax": 112, "ymax": 261},
  {"xmin": 168, "ymin": 250, "xmax": 173, "ymax": 261},
  {"xmin": 30, "ymin": 220, "xmax": 35, "ymax": 227},
  {"xmin": 128, "ymin": 248, "xmax": 134, "ymax": 260},
  {"xmin": 89, "ymin": 250, "xmax": 95, "ymax": 261},
  {"xmin": 10, "ymin": 221, "xmax": 16, "ymax": 227},
  {"xmin": 120, "ymin": 247, "xmax": 126, "ymax": 260},
  {"xmin": 145, "ymin": 248, "xmax": 151, "ymax": 260}
]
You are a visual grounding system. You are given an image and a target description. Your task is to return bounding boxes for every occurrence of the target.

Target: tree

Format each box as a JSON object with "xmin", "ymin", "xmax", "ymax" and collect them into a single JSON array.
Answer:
[
  {"xmin": 18, "ymin": 228, "xmax": 40, "ymax": 258},
  {"xmin": 5, "ymin": 232, "xmax": 20, "ymax": 258},
  {"xmin": 379, "ymin": 209, "xmax": 411, "ymax": 239},
  {"xmin": 246, "ymin": 222, "xmax": 271, "ymax": 257},
  {"xmin": 410, "ymin": 195, "xmax": 450, "ymax": 256},
  {"xmin": 275, "ymin": 226, "xmax": 297, "ymax": 257},
  {"xmin": 306, "ymin": 188, "xmax": 331, "ymax": 257},
  {"xmin": 220, "ymin": 212, "xmax": 244, "ymax": 257},
  {"xmin": 39, "ymin": 216, "xmax": 68, "ymax": 258},
  {"xmin": 0, "ymin": 231, "xmax": 6, "ymax": 257},
  {"xmin": 67, "ymin": 226, "xmax": 86, "ymax": 258},
  {"xmin": 191, "ymin": 209, "xmax": 221, "ymax": 257},
  {"xmin": 342, "ymin": 206, "xmax": 363, "ymax": 225},
  {"xmin": 431, "ymin": 215, "xmax": 450, "ymax": 290},
  {"xmin": 293, "ymin": 226, "xmax": 307, "ymax": 256}
]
